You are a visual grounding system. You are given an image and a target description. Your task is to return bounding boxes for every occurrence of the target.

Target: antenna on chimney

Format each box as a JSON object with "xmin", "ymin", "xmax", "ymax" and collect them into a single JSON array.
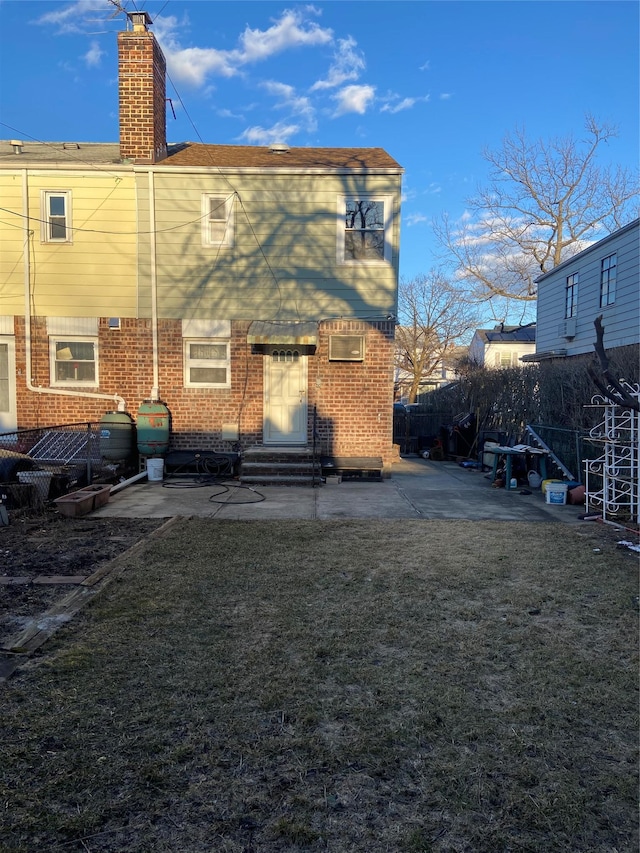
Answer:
[
  {"xmin": 107, "ymin": 0, "xmax": 128, "ymax": 20},
  {"xmin": 107, "ymin": 0, "xmax": 152, "ymax": 29}
]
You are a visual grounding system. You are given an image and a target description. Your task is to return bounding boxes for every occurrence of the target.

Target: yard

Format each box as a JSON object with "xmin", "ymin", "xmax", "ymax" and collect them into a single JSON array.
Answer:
[{"xmin": 1, "ymin": 518, "xmax": 638, "ymax": 852}]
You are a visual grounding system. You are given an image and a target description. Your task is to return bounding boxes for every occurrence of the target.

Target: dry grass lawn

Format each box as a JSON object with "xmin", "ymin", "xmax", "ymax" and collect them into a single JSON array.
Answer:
[{"xmin": 1, "ymin": 519, "xmax": 638, "ymax": 852}]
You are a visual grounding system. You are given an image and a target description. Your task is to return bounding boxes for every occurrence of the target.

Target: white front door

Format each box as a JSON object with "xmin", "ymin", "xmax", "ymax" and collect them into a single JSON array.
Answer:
[
  {"xmin": 264, "ymin": 350, "xmax": 307, "ymax": 445},
  {"xmin": 0, "ymin": 338, "xmax": 17, "ymax": 433}
]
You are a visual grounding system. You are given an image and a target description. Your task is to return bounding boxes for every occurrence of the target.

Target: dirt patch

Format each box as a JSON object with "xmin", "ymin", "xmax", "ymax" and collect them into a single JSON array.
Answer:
[{"xmin": 0, "ymin": 510, "xmax": 166, "ymax": 647}]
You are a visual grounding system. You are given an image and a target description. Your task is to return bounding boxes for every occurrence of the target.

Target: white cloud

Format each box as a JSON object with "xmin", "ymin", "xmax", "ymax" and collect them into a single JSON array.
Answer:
[
  {"xmin": 35, "ymin": 0, "xmax": 107, "ymax": 35},
  {"xmin": 419, "ymin": 60, "xmax": 431, "ymax": 71},
  {"xmin": 380, "ymin": 95, "xmax": 430, "ymax": 114},
  {"xmin": 167, "ymin": 45, "xmax": 240, "ymax": 86},
  {"xmin": 83, "ymin": 39, "xmax": 104, "ymax": 67},
  {"xmin": 332, "ymin": 84, "xmax": 375, "ymax": 116},
  {"xmin": 239, "ymin": 121, "xmax": 301, "ymax": 144},
  {"xmin": 406, "ymin": 213, "xmax": 429, "ymax": 226},
  {"xmin": 152, "ymin": 16, "xmax": 238, "ymax": 84},
  {"xmin": 261, "ymin": 80, "xmax": 315, "ymax": 121},
  {"xmin": 261, "ymin": 80, "xmax": 316, "ymax": 130},
  {"xmin": 236, "ymin": 8, "xmax": 332, "ymax": 62},
  {"xmin": 156, "ymin": 8, "xmax": 333, "ymax": 87},
  {"xmin": 217, "ymin": 108, "xmax": 244, "ymax": 120},
  {"xmin": 439, "ymin": 93, "xmax": 453, "ymax": 100},
  {"xmin": 310, "ymin": 36, "xmax": 365, "ymax": 90}
]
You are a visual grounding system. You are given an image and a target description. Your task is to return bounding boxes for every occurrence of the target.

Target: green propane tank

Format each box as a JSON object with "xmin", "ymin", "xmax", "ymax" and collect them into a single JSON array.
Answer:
[
  {"xmin": 136, "ymin": 401, "xmax": 171, "ymax": 457},
  {"xmin": 100, "ymin": 411, "xmax": 135, "ymax": 461}
]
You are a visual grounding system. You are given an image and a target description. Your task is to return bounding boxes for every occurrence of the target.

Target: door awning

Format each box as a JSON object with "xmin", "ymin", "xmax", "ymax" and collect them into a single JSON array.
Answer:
[{"xmin": 247, "ymin": 321, "xmax": 318, "ymax": 345}]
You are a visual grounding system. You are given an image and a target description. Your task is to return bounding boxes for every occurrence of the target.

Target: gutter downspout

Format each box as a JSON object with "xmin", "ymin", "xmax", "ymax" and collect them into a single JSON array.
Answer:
[
  {"xmin": 110, "ymin": 469, "xmax": 148, "ymax": 494},
  {"xmin": 21, "ymin": 169, "xmax": 126, "ymax": 412},
  {"xmin": 148, "ymin": 169, "xmax": 160, "ymax": 401}
]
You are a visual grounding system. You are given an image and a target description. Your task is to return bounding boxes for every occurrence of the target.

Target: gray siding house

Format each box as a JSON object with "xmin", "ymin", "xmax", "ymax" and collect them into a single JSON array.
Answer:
[{"xmin": 530, "ymin": 219, "xmax": 639, "ymax": 359}]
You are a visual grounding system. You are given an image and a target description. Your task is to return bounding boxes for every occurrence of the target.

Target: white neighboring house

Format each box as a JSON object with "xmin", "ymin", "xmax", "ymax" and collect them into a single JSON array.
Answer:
[
  {"xmin": 394, "ymin": 362, "xmax": 458, "ymax": 402},
  {"xmin": 525, "ymin": 218, "xmax": 639, "ymax": 360},
  {"xmin": 468, "ymin": 324, "xmax": 536, "ymax": 368}
]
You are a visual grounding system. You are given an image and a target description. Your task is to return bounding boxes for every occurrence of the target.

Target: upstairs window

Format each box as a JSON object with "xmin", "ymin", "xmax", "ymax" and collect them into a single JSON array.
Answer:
[
  {"xmin": 201, "ymin": 194, "xmax": 234, "ymax": 247},
  {"xmin": 338, "ymin": 196, "xmax": 392, "ymax": 264},
  {"xmin": 184, "ymin": 339, "xmax": 230, "ymax": 388},
  {"xmin": 600, "ymin": 253, "xmax": 617, "ymax": 307},
  {"xmin": 565, "ymin": 273, "xmax": 578, "ymax": 318},
  {"xmin": 50, "ymin": 338, "xmax": 97, "ymax": 386},
  {"xmin": 41, "ymin": 191, "xmax": 72, "ymax": 243}
]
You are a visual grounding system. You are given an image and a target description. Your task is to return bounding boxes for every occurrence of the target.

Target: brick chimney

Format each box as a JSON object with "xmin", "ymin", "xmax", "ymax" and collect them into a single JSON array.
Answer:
[{"xmin": 118, "ymin": 11, "xmax": 167, "ymax": 164}]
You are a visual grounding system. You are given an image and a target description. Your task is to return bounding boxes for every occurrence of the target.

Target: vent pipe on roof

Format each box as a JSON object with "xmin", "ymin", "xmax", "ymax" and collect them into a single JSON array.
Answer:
[
  {"xmin": 10, "ymin": 140, "xmax": 23, "ymax": 155},
  {"xmin": 269, "ymin": 142, "xmax": 290, "ymax": 154}
]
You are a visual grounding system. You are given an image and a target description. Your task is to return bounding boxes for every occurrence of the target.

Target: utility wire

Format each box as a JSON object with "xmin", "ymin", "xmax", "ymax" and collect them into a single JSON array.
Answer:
[
  {"xmin": 2, "ymin": 9, "xmax": 293, "ymax": 320},
  {"xmin": 164, "ymin": 68, "xmax": 285, "ymax": 317},
  {"xmin": 0, "ymin": 197, "xmax": 233, "ymax": 236}
]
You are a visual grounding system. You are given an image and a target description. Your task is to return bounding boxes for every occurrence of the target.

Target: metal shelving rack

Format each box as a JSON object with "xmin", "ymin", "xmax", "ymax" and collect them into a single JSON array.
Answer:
[{"xmin": 584, "ymin": 381, "xmax": 639, "ymax": 525}]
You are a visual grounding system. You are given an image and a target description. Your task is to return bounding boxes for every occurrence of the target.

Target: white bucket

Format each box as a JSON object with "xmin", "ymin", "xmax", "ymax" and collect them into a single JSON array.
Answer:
[
  {"xmin": 545, "ymin": 482, "xmax": 568, "ymax": 505},
  {"xmin": 146, "ymin": 458, "xmax": 164, "ymax": 482},
  {"xmin": 17, "ymin": 470, "xmax": 53, "ymax": 500}
]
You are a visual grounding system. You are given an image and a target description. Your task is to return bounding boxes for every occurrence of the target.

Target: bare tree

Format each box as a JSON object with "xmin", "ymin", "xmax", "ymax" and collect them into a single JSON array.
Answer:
[
  {"xmin": 435, "ymin": 115, "xmax": 639, "ymax": 306},
  {"xmin": 588, "ymin": 316, "xmax": 640, "ymax": 412},
  {"xmin": 395, "ymin": 272, "xmax": 479, "ymax": 403}
]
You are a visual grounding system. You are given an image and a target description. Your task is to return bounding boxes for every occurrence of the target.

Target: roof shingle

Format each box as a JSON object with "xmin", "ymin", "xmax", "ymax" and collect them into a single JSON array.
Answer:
[
  {"xmin": 0, "ymin": 140, "xmax": 402, "ymax": 171},
  {"xmin": 163, "ymin": 143, "xmax": 402, "ymax": 170}
]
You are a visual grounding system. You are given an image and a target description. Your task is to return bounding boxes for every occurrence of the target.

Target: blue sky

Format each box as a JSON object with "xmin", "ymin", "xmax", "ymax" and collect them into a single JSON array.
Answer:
[{"xmin": 0, "ymin": 0, "xmax": 638, "ymax": 324}]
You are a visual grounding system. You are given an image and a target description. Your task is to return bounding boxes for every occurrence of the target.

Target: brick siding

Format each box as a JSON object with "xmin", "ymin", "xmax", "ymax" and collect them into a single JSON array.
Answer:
[
  {"xmin": 118, "ymin": 30, "xmax": 167, "ymax": 164},
  {"xmin": 13, "ymin": 318, "xmax": 396, "ymax": 465}
]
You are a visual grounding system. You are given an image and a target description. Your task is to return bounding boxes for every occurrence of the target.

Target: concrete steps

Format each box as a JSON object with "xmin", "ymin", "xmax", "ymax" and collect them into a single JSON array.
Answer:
[
  {"xmin": 321, "ymin": 456, "xmax": 384, "ymax": 481},
  {"xmin": 240, "ymin": 446, "xmax": 321, "ymax": 486}
]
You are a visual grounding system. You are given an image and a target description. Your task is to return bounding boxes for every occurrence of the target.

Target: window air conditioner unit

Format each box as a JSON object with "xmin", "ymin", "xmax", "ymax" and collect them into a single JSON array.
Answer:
[
  {"xmin": 329, "ymin": 334, "xmax": 365, "ymax": 361},
  {"xmin": 558, "ymin": 319, "xmax": 577, "ymax": 339}
]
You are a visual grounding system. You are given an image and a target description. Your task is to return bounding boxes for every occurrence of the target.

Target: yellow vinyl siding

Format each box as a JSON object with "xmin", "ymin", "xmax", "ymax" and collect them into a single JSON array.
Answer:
[
  {"xmin": 0, "ymin": 170, "xmax": 138, "ymax": 318},
  {"xmin": 138, "ymin": 170, "xmax": 400, "ymax": 319},
  {"xmin": 0, "ymin": 174, "xmax": 27, "ymax": 314}
]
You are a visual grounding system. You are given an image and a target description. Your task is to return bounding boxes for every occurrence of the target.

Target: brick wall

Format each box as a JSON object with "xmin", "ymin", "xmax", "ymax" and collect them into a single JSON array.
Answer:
[
  {"xmin": 13, "ymin": 317, "xmax": 396, "ymax": 465},
  {"xmin": 313, "ymin": 320, "xmax": 395, "ymax": 463},
  {"xmin": 118, "ymin": 29, "xmax": 167, "ymax": 164}
]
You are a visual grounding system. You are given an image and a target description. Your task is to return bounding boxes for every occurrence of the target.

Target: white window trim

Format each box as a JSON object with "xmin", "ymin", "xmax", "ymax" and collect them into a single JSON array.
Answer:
[
  {"xmin": 201, "ymin": 193, "xmax": 234, "ymax": 248},
  {"xmin": 336, "ymin": 195, "xmax": 393, "ymax": 265},
  {"xmin": 182, "ymin": 319, "xmax": 230, "ymax": 338},
  {"xmin": 47, "ymin": 317, "xmax": 98, "ymax": 336},
  {"xmin": 40, "ymin": 190, "xmax": 72, "ymax": 244},
  {"xmin": 49, "ymin": 336, "xmax": 98, "ymax": 387},
  {"xmin": 184, "ymin": 337, "xmax": 231, "ymax": 388},
  {"xmin": 0, "ymin": 334, "xmax": 18, "ymax": 433}
]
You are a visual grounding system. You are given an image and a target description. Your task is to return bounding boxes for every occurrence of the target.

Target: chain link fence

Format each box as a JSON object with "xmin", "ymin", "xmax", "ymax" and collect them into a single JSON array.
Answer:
[{"xmin": 0, "ymin": 422, "xmax": 103, "ymax": 509}]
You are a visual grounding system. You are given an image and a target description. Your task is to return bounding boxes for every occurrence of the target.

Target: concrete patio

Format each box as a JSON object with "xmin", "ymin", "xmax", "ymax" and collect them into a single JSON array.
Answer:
[{"xmin": 93, "ymin": 456, "xmax": 586, "ymax": 523}]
